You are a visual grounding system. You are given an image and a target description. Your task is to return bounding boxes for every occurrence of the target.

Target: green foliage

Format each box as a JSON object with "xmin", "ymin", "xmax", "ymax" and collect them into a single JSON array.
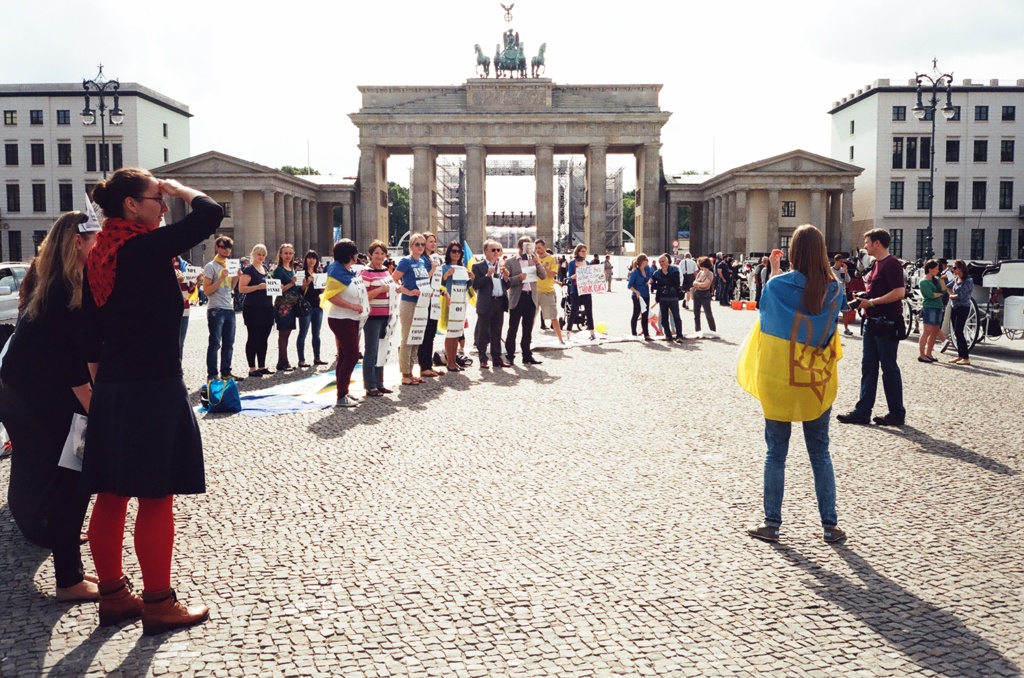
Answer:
[
  {"xmin": 280, "ymin": 165, "xmax": 321, "ymax": 176},
  {"xmin": 388, "ymin": 182, "xmax": 410, "ymax": 246},
  {"xmin": 677, "ymin": 169, "xmax": 711, "ymax": 176},
  {"xmin": 622, "ymin": 189, "xmax": 636, "ymax": 236}
]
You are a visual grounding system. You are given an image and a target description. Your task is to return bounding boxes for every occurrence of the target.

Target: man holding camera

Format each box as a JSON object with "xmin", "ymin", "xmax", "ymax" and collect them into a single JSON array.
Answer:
[
  {"xmin": 505, "ymin": 236, "xmax": 546, "ymax": 365},
  {"xmin": 837, "ymin": 229, "xmax": 906, "ymax": 426}
]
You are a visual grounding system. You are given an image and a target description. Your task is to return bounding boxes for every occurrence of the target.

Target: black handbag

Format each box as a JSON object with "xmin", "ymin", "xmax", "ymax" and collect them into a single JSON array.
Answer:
[{"xmin": 295, "ymin": 297, "xmax": 312, "ymax": 318}]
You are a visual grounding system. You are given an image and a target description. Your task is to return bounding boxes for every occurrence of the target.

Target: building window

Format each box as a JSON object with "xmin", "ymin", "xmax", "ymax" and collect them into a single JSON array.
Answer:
[
  {"xmin": 915, "ymin": 229, "xmax": 928, "ymax": 260},
  {"xmin": 849, "ymin": 120, "xmax": 855, "ymax": 135},
  {"xmin": 975, "ymin": 106, "xmax": 989, "ymax": 121},
  {"xmin": 892, "ymin": 137, "xmax": 904, "ymax": 169},
  {"xmin": 779, "ymin": 235, "xmax": 791, "ymax": 252},
  {"xmin": 6, "ymin": 184, "xmax": 20, "ymax": 212},
  {"xmin": 218, "ymin": 202, "xmax": 232, "ymax": 218},
  {"xmin": 1019, "ymin": 229, "xmax": 1024, "ymax": 258},
  {"xmin": 944, "ymin": 181, "xmax": 959, "ymax": 210},
  {"xmin": 163, "ymin": 123, "xmax": 169, "ymax": 138},
  {"xmin": 58, "ymin": 143, "xmax": 71, "ymax": 165},
  {"xmin": 891, "ymin": 229, "xmax": 904, "ymax": 258},
  {"xmin": 85, "ymin": 143, "xmax": 96, "ymax": 172},
  {"xmin": 917, "ymin": 181, "xmax": 931, "ymax": 210},
  {"xmin": 892, "ymin": 106, "xmax": 906, "ymax": 121},
  {"xmin": 974, "ymin": 139, "xmax": 988, "ymax": 162},
  {"xmin": 890, "ymin": 181, "xmax": 905, "ymax": 210},
  {"xmin": 112, "ymin": 143, "xmax": 123, "ymax": 171},
  {"xmin": 998, "ymin": 229, "xmax": 1012, "ymax": 259},
  {"xmin": 29, "ymin": 110, "xmax": 43, "ymax": 125},
  {"xmin": 781, "ymin": 201, "xmax": 796, "ymax": 218},
  {"xmin": 1002, "ymin": 106, "xmax": 1016, "ymax": 121},
  {"xmin": 943, "ymin": 229, "xmax": 958, "ymax": 259},
  {"xmin": 163, "ymin": 148, "xmax": 169, "ymax": 163},
  {"xmin": 4, "ymin": 143, "xmax": 17, "ymax": 166},
  {"xmin": 972, "ymin": 181, "xmax": 987, "ymax": 210},
  {"xmin": 30, "ymin": 143, "xmax": 44, "ymax": 166},
  {"xmin": 1001, "ymin": 139, "xmax": 1015, "ymax": 162},
  {"xmin": 999, "ymin": 181, "xmax": 1013, "ymax": 210},
  {"xmin": 946, "ymin": 139, "xmax": 960, "ymax": 163},
  {"xmin": 849, "ymin": 145, "xmax": 854, "ymax": 161},
  {"xmin": 920, "ymin": 108, "xmax": 935, "ymax": 122},
  {"xmin": 59, "ymin": 183, "xmax": 73, "ymax": 212},
  {"xmin": 57, "ymin": 110, "xmax": 70, "ymax": 125},
  {"xmin": 32, "ymin": 231, "xmax": 46, "ymax": 255},
  {"xmin": 4, "ymin": 111, "xmax": 17, "ymax": 126},
  {"xmin": 971, "ymin": 229, "xmax": 985, "ymax": 259},
  {"xmin": 948, "ymin": 106, "xmax": 961, "ymax": 121},
  {"xmin": 906, "ymin": 137, "xmax": 918, "ymax": 169},
  {"xmin": 8, "ymin": 233, "xmax": 21, "ymax": 262},
  {"xmin": 32, "ymin": 184, "xmax": 46, "ymax": 212},
  {"xmin": 920, "ymin": 137, "xmax": 931, "ymax": 169},
  {"xmin": 99, "ymin": 144, "xmax": 109, "ymax": 172}
]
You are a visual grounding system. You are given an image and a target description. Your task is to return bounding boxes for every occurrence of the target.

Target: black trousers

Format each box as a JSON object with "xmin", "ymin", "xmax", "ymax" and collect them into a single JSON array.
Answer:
[
  {"xmin": 476, "ymin": 309, "xmax": 505, "ymax": 362},
  {"xmin": 418, "ymin": 317, "xmax": 440, "ymax": 371},
  {"xmin": 567, "ymin": 293, "xmax": 594, "ymax": 331},
  {"xmin": 506, "ymin": 294, "xmax": 537, "ymax": 360},
  {"xmin": 243, "ymin": 304, "xmax": 275, "ymax": 368},
  {"xmin": 631, "ymin": 295, "xmax": 650, "ymax": 337},
  {"xmin": 660, "ymin": 298, "xmax": 682, "ymax": 340},
  {"xmin": 693, "ymin": 290, "xmax": 717, "ymax": 332}
]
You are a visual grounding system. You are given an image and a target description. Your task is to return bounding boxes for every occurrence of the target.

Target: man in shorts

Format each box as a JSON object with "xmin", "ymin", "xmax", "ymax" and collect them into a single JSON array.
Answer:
[{"xmin": 534, "ymin": 240, "xmax": 564, "ymax": 345}]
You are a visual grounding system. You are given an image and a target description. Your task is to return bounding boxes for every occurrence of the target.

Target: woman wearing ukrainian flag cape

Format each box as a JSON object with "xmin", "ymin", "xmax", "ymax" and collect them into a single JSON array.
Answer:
[
  {"xmin": 321, "ymin": 239, "xmax": 369, "ymax": 408},
  {"xmin": 737, "ymin": 225, "xmax": 847, "ymax": 544}
]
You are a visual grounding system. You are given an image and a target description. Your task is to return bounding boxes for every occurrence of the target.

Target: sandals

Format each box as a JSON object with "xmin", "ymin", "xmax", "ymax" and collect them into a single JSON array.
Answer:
[
  {"xmin": 401, "ymin": 376, "xmax": 423, "ymax": 385},
  {"xmin": 365, "ymin": 389, "xmax": 385, "ymax": 397},
  {"xmin": 420, "ymin": 369, "xmax": 441, "ymax": 377},
  {"xmin": 298, "ymin": 362, "xmax": 311, "ymax": 368},
  {"xmin": 378, "ymin": 386, "xmax": 394, "ymax": 394},
  {"xmin": 446, "ymin": 365, "xmax": 463, "ymax": 372}
]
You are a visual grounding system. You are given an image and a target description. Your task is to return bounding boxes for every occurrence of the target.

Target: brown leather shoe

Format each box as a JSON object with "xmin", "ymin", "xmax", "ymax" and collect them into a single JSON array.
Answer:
[
  {"xmin": 98, "ymin": 576, "xmax": 144, "ymax": 625},
  {"xmin": 142, "ymin": 588, "xmax": 209, "ymax": 636}
]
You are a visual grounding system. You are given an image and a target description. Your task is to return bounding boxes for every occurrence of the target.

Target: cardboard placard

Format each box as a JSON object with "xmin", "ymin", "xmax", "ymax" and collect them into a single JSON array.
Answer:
[{"xmin": 576, "ymin": 264, "xmax": 607, "ymax": 295}]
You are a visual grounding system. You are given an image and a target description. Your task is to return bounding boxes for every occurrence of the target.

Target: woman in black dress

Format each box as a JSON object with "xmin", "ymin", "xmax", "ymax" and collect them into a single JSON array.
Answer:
[
  {"xmin": 82, "ymin": 168, "xmax": 223, "ymax": 635},
  {"xmin": 0, "ymin": 209, "xmax": 99, "ymax": 602},
  {"xmin": 238, "ymin": 244, "xmax": 274, "ymax": 377}
]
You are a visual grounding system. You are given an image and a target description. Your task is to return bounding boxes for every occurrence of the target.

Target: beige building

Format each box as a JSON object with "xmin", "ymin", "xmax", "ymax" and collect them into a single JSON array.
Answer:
[
  {"xmin": 1, "ymin": 80, "xmax": 191, "ymax": 260},
  {"xmin": 830, "ymin": 78, "xmax": 1024, "ymax": 261}
]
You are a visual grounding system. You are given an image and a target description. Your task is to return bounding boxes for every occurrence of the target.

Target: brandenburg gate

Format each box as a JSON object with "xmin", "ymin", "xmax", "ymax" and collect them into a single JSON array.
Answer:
[{"xmin": 349, "ymin": 78, "xmax": 671, "ymax": 253}]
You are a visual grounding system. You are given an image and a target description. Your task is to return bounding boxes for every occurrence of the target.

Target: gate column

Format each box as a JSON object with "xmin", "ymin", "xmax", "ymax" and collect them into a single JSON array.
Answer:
[
  {"xmin": 585, "ymin": 144, "xmax": 607, "ymax": 254},
  {"xmin": 535, "ymin": 145, "xmax": 554, "ymax": 246},
  {"xmin": 466, "ymin": 145, "xmax": 487, "ymax": 251}
]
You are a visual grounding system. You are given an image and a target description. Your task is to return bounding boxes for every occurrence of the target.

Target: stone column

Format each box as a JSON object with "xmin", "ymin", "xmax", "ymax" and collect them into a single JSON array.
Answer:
[
  {"xmin": 585, "ymin": 144, "xmax": 607, "ymax": 254},
  {"xmin": 341, "ymin": 203, "xmax": 353, "ymax": 245},
  {"xmin": 358, "ymin": 144, "xmax": 388, "ymax": 248},
  {"xmin": 810, "ymin": 190, "xmax": 824, "ymax": 232},
  {"xmin": 261, "ymin": 190, "xmax": 274, "ymax": 250},
  {"xmin": 290, "ymin": 196, "xmax": 301, "ymax": 247},
  {"xmin": 841, "ymin": 187, "xmax": 855, "ymax": 253},
  {"xmin": 535, "ymin": 145, "xmax": 554, "ymax": 246},
  {"xmin": 300, "ymin": 199, "xmax": 311, "ymax": 252},
  {"xmin": 274, "ymin": 191, "xmax": 286, "ymax": 248},
  {"xmin": 465, "ymin": 145, "xmax": 486, "ymax": 251},
  {"xmin": 722, "ymin": 193, "xmax": 734, "ymax": 256},
  {"xmin": 636, "ymin": 143, "xmax": 662, "ymax": 255},
  {"xmin": 411, "ymin": 146, "xmax": 437, "ymax": 236},
  {"xmin": 701, "ymin": 200, "xmax": 711, "ymax": 255},
  {"xmin": 767, "ymin": 190, "xmax": 780, "ymax": 251},
  {"xmin": 232, "ymin": 190, "xmax": 247, "ymax": 255},
  {"xmin": 714, "ymin": 197, "xmax": 724, "ymax": 254},
  {"xmin": 734, "ymin": 190, "xmax": 748, "ymax": 257},
  {"xmin": 827, "ymin": 190, "xmax": 843, "ymax": 252}
]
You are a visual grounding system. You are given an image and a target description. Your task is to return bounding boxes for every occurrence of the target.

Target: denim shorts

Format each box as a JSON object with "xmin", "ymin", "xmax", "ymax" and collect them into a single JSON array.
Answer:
[{"xmin": 922, "ymin": 306, "xmax": 943, "ymax": 326}]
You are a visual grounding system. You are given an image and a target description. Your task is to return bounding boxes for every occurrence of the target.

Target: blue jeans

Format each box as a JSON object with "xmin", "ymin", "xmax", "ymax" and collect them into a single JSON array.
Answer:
[
  {"xmin": 296, "ymin": 306, "xmax": 323, "ymax": 363},
  {"xmin": 853, "ymin": 320, "xmax": 905, "ymax": 420},
  {"xmin": 763, "ymin": 408, "xmax": 837, "ymax": 528},
  {"xmin": 206, "ymin": 308, "xmax": 236, "ymax": 379},
  {"xmin": 362, "ymin": 315, "xmax": 389, "ymax": 391}
]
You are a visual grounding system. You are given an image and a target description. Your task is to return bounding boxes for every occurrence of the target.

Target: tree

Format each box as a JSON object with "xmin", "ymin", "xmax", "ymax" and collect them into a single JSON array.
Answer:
[
  {"xmin": 388, "ymin": 182, "xmax": 410, "ymax": 247},
  {"xmin": 279, "ymin": 165, "xmax": 321, "ymax": 176},
  {"xmin": 622, "ymin": 189, "xmax": 636, "ymax": 237}
]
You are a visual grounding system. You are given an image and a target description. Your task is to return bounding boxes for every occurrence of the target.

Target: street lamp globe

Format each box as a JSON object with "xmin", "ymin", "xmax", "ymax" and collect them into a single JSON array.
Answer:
[
  {"xmin": 912, "ymin": 103, "xmax": 927, "ymax": 120},
  {"xmin": 941, "ymin": 103, "xmax": 956, "ymax": 120}
]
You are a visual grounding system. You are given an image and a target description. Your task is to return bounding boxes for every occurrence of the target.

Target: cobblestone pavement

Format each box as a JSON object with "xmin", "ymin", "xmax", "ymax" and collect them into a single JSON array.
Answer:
[{"xmin": 2, "ymin": 286, "xmax": 1022, "ymax": 677}]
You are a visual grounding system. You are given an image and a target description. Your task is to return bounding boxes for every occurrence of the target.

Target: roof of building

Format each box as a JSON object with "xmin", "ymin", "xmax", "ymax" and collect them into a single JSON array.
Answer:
[
  {"xmin": 829, "ymin": 78, "xmax": 1024, "ymax": 115},
  {"xmin": 0, "ymin": 82, "xmax": 191, "ymax": 117}
]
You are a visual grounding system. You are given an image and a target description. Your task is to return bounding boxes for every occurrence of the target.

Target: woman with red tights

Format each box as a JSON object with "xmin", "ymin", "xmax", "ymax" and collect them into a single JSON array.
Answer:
[{"xmin": 82, "ymin": 168, "xmax": 223, "ymax": 635}]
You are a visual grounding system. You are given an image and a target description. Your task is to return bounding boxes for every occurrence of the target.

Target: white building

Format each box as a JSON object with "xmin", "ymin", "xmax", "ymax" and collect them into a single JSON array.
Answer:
[
  {"xmin": 1, "ymin": 80, "xmax": 191, "ymax": 260},
  {"xmin": 830, "ymin": 77, "xmax": 1024, "ymax": 262}
]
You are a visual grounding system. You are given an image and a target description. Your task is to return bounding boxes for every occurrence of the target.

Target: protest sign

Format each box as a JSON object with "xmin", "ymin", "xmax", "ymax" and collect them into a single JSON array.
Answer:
[
  {"xmin": 313, "ymin": 273, "xmax": 327, "ymax": 289},
  {"xmin": 226, "ymin": 259, "xmax": 240, "ymax": 276},
  {"xmin": 406, "ymin": 292, "xmax": 432, "ymax": 345},
  {"xmin": 265, "ymin": 278, "xmax": 282, "ymax": 298},
  {"xmin": 377, "ymin": 279, "xmax": 401, "ymax": 367},
  {"xmin": 294, "ymin": 270, "xmax": 306, "ymax": 286},
  {"xmin": 429, "ymin": 267, "xmax": 443, "ymax": 321},
  {"xmin": 446, "ymin": 267, "xmax": 469, "ymax": 339},
  {"xmin": 576, "ymin": 264, "xmax": 607, "ymax": 295},
  {"xmin": 184, "ymin": 265, "xmax": 203, "ymax": 283}
]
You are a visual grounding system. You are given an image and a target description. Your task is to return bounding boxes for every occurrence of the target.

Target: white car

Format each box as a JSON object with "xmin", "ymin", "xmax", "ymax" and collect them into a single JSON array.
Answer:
[{"xmin": 0, "ymin": 263, "xmax": 30, "ymax": 325}]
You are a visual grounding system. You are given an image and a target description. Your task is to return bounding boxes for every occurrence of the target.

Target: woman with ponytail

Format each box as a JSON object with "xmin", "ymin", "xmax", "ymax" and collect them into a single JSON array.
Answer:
[{"xmin": 82, "ymin": 168, "xmax": 223, "ymax": 634}]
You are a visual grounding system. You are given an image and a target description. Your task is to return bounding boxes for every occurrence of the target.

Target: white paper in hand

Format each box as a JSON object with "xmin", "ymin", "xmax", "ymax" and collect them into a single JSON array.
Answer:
[
  {"xmin": 265, "ymin": 278, "xmax": 282, "ymax": 298},
  {"xmin": 226, "ymin": 259, "xmax": 241, "ymax": 276},
  {"xmin": 313, "ymin": 273, "xmax": 327, "ymax": 289}
]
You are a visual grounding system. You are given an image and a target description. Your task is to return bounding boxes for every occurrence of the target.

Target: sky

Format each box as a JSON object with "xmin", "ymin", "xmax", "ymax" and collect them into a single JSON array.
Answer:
[{"xmin": 5, "ymin": 0, "xmax": 1024, "ymax": 211}]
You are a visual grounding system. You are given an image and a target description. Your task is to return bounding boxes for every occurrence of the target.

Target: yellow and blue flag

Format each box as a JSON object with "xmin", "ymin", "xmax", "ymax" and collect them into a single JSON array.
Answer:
[
  {"xmin": 737, "ymin": 272, "xmax": 843, "ymax": 422},
  {"xmin": 320, "ymin": 261, "xmax": 353, "ymax": 310}
]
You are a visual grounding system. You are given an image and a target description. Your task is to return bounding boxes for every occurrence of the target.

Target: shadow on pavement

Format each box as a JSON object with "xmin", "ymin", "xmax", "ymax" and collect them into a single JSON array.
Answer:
[
  {"xmin": 775, "ymin": 543, "xmax": 1020, "ymax": 676},
  {"xmin": 879, "ymin": 425, "xmax": 1018, "ymax": 476}
]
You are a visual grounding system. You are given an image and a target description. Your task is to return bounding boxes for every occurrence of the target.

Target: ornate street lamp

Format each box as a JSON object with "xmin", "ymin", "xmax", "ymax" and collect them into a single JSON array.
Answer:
[
  {"xmin": 912, "ymin": 60, "xmax": 956, "ymax": 260},
  {"xmin": 81, "ymin": 64, "xmax": 125, "ymax": 179}
]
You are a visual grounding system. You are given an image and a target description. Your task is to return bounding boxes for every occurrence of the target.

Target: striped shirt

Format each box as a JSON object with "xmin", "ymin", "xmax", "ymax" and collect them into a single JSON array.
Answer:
[{"xmin": 360, "ymin": 267, "xmax": 392, "ymax": 316}]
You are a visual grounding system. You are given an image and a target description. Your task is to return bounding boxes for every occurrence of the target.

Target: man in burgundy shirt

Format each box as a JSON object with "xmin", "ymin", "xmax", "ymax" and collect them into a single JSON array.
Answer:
[{"xmin": 837, "ymin": 229, "xmax": 907, "ymax": 426}]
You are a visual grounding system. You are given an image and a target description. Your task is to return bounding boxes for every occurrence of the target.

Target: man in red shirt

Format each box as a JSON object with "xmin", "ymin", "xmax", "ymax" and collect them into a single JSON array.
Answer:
[{"xmin": 837, "ymin": 229, "xmax": 907, "ymax": 426}]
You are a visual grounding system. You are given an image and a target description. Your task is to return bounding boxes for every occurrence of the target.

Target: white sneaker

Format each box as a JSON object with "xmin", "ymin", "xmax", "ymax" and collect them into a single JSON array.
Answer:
[{"xmin": 335, "ymin": 396, "xmax": 359, "ymax": 408}]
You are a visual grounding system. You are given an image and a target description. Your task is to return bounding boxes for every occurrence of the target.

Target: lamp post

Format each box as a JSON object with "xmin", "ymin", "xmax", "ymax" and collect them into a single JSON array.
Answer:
[
  {"xmin": 912, "ymin": 60, "xmax": 955, "ymax": 260},
  {"xmin": 81, "ymin": 64, "xmax": 125, "ymax": 179}
]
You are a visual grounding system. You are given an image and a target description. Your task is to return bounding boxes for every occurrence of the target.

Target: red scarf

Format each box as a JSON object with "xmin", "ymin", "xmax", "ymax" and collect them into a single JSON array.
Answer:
[{"xmin": 86, "ymin": 217, "xmax": 157, "ymax": 307}]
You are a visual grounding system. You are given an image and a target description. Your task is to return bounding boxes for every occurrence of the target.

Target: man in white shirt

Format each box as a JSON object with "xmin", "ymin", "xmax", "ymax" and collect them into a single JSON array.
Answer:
[{"xmin": 679, "ymin": 253, "xmax": 699, "ymax": 310}]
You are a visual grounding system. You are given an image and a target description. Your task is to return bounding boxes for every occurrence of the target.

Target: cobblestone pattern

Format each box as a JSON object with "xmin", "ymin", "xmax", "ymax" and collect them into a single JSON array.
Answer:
[{"xmin": 2, "ymin": 290, "xmax": 1022, "ymax": 677}]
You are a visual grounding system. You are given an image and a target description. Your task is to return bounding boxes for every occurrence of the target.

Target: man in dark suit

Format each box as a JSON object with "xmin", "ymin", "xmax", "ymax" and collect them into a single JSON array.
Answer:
[
  {"xmin": 471, "ymin": 240, "xmax": 511, "ymax": 368},
  {"xmin": 505, "ymin": 236, "xmax": 546, "ymax": 365}
]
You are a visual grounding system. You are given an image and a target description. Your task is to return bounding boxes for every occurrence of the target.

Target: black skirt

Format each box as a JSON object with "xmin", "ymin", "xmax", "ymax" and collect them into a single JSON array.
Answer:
[{"xmin": 82, "ymin": 376, "xmax": 205, "ymax": 497}]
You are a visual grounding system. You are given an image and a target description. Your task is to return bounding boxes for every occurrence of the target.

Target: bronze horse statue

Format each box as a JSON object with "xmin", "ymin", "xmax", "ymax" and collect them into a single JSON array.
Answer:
[
  {"xmin": 474, "ymin": 44, "xmax": 491, "ymax": 77},
  {"xmin": 531, "ymin": 43, "xmax": 546, "ymax": 78}
]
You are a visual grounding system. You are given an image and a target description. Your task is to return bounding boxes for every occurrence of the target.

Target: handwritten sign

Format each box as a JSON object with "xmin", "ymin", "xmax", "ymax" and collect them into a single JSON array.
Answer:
[
  {"xmin": 313, "ymin": 273, "xmax": 327, "ymax": 289},
  {"xmin": 294, "ymin": 270, "xmax": 306, "ymax": 286},
  {"xmin": 265, "ymin": 278, "xmax": 282, "ymax": 298},
  {"xmin": 377, "ymin": 279, "xmax": 401, "ymax": 367},
  {"xmin": 184, "ymin": 265, "xmax": 203, "ymax": 283},
  {"xmin": 429, "ymin": 267, "xmax": 443, "ymax": 321},
  {"xmin": 226, "ymin": 258, "xmax": 241, "ymax": 277},
  {"xmin": 446, "ymin": 267, "xmax": 469, "ymax": 339},
  {"xmin": 406, "ymin": 292, "xmax": 432, "ymax": 346},
  {"xmin": 576, "ymin": 264, "xmax": 606, "ymax": 295}
]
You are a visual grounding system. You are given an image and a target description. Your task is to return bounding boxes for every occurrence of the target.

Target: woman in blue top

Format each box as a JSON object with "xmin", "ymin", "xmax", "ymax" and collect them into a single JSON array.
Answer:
[
  {"xmin": 391, "ymin": 233, "xmax": 437, "ymax": 385},
  {"xmin": 566, "ymin": 243, "xmax": 596, "ymax": 340},
  {"xmin": 627, "ymin": 254, "xmax": 654, "ymax": 340},
  {"xmin": 948, "ymin": 259, "xmax": 975, "ymax": 365}
]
